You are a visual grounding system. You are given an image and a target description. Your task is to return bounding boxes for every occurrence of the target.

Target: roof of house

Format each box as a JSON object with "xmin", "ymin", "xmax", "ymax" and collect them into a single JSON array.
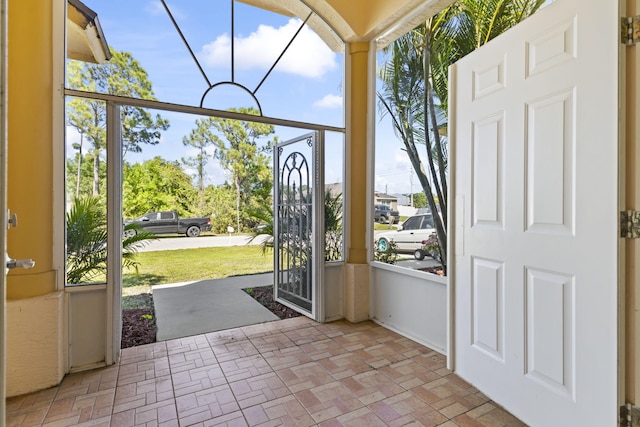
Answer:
[
  {"xmin": 374, "ymin": 192, "xmax": 397, "ymax": 201},
  {"xmin": 67, "ymin": 0, "xmax": 111, "ymax": 63},
  {"xmin": 325, "ymin": 182, "xmax": 343, "ymax": 198}
]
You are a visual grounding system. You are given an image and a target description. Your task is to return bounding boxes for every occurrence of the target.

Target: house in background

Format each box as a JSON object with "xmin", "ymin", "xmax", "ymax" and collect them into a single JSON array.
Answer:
[
  {"xmin": 374, "ymin": 192, "xmax": 398, "ymax": 210},
  {"xmin": 1, "ymin": 1, "xmax": 638, "ymax": 426},
  {"xmin": 325, "ymin": 182, "xmax": 344, "ymax": 199},
  {"xmin": 393, "ymin": 193, "xmax": 412, "ymax": 207}
]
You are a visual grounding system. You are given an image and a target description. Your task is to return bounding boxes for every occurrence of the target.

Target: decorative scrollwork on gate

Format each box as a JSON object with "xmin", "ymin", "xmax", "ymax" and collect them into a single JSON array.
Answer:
[{"xmin": 277, "ymin": 151, "xmax": 312, "ymax": 312}]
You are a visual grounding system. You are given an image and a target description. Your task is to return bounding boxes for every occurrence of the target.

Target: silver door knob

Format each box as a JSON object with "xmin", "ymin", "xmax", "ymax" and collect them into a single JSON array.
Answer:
[
  {"xmin": 7, "ymin": 210, "xmax": 17, "ymax": 229},
  {"xmin": 6, "ymin": 258, "xmax": 35, "ymax": 270},
  {"xmin": 5, "ymin": 252, "xmax": 35, "ymax": 273}
]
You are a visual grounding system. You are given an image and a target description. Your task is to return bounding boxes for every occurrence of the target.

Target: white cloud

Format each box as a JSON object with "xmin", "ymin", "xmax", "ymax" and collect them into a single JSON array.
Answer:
[
  {"xmin": 374, "ymin": 148, "xmax": 415, "ymax": 194},
  {"xmin": 394, "ymin": 152, "xmax": 413, "ymax": 171},
  {"xmin": 314, "ymin": 94, "xmax": 342, "ymax": 108},
  {"xmin": 200, "ymin": 19, "xmax": 336, "ymax": 78},
  {"xmin": 145, "ymin": 1, "xmax": 165, "ymax": 15},
  {"xmin": 66, "ymin": 126, "xmax": 81, "ymax": 152},
  {"xmin": 206, "ymin": 162, "xmax": 229, "ymax": 186},
  {"xmin": 184, "ymin": 146, "xmax": 216, "ymax": 158},
  {"xmin": 185, "ymin": 147, "xmax": 199, "ymax": 157},
  {"xmin": 146, "ymin": 1, "xmax": 185, "ymax": 19}
]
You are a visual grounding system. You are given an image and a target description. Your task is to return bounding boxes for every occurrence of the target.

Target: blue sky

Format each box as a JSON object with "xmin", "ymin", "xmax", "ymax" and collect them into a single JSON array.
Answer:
[{"xmin": 69, "ymin": 0, "xmax": 415, "ymax": 195}]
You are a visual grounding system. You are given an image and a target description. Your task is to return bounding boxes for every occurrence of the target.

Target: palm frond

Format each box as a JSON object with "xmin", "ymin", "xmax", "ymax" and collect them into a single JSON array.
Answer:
[
  {"xmin": 376, "ymin": 0, "xmax": 547, "ymax": 274},
  {"xmin": 246, "ymin": 206, "xmax": 274, "ymax": 254},
  {"xmin": 66, "ymin": 195, "xmax": 157, "ymax": 284}
]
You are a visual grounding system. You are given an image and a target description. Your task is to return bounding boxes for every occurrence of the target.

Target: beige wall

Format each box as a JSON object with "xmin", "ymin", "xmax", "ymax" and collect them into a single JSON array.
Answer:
[
  {"xmin": 6, "ymin": 293, "xmax": 64, "ymax": 396},
  {"xmin": 6, "ymin": 0, "xmax": 58, "ymax": 299},
  {"xmin": 343, "ymin": 41, "xmax": 373, "ymax": 320}
]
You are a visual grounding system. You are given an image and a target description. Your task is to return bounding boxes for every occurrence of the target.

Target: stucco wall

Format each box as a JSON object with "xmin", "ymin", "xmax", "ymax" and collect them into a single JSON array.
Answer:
[
  {"xmin": 6, "ymin": 0, "xmax": 59, "ymax": 299},
  {"xmin": 6, "ymin": 291, "xmax": 65, "ymax": 397},
  {"xmin": 370, "ymin": 262, "xmax": 447, "ymax": 353}
]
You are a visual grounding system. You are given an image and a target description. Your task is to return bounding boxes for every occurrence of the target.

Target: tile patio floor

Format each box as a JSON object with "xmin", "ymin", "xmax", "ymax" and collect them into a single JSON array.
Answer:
[{"xmin": 6, "ymin": 317, "xmax": 526, "ymax": 426}]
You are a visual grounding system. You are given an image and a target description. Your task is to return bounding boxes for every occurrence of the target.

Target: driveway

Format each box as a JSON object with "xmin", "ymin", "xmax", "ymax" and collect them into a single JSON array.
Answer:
[
  {"xmin": 141, "ymin": 230, "xmax": 391, "ymax": 252},
  {"xmin": 137, "ymin": 234, "xmax": 270, "ymax": 252}
]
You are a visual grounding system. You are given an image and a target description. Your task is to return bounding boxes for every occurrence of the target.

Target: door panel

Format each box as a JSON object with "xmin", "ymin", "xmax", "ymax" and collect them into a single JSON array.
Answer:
[{"xmin": 451, "ymin": 1, "xmax": 618, "ymax": 425}]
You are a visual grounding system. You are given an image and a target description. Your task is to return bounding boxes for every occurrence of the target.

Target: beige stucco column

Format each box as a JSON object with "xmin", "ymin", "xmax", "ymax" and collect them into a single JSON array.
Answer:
[{"xmin": 343, "ymin": 41, "xmax": 373, "ymax": 322}]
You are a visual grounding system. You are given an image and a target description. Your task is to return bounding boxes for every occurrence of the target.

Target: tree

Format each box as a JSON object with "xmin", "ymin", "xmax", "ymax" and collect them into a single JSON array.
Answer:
[
  {"xmin": 67, "ymin": 49, "xmax": 170, "ymax": 196},
  {"xmin": 208, "ymin": 107, "xmax": 277, "ymax": 232},
  {"xmin": 378, "ymin": 0, "xmax": 544, "ymax": 273},
  {"xmin": 182, "ymin": 119, "xmax": 214, "ymax": 192},
  {"xmin": 67, "ymin": 96, "xmax": 94, "ymax": 198},
  {"xmin": 66, "ymin": 152, "xmax": 105, "ymax": 200},
  {"xmin": 412, "ymin": 192, "xmax": 427, "ymax": 209},
  {"xmin": 66, "ymin": 63, "xmax": 105, "ymax": 196},
  {"xmin": 123, "ymin": 157, "xmax": 197, "ymax": 219},
  {"xmin": 203, "ymin": 184, "xmax": 238, "ymax": 233},
  {"xmin": 182, "ymin": 118, "xmax": 216, "ymax": 210}
]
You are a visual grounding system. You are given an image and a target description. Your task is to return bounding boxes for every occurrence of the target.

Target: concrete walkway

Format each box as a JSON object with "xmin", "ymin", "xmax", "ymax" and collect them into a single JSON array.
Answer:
[{"xmin": 152, "ymin": 272, "xmax": 279, "ymax": 341}]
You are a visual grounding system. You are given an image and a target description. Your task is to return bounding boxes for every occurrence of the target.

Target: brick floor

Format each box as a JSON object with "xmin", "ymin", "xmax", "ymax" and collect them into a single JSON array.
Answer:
[{"xmin": 6, "ymin": 317, "xmax": 526, "ymax": 426}]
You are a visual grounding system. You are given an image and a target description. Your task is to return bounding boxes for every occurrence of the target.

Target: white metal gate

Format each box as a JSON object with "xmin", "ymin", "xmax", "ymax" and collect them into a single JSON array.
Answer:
[{"xmin": 274, "ymin": 132, "xmax": 322, "ymax": 318}]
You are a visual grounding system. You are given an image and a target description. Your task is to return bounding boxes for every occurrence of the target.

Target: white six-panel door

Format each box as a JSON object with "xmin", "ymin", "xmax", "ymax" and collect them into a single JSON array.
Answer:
[{"xmin": 451, "ymin": 1, "xmax": 619, "ymax": 425}]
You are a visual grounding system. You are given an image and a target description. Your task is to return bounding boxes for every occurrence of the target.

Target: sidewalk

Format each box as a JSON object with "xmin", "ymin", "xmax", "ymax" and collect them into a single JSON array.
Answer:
[{"xmin": 152, "ymin": 272, "xmax": 279, "ymax": 341}]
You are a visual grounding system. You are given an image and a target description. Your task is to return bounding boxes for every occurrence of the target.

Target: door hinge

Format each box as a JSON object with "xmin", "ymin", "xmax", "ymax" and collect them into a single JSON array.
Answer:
[
  {"xmin": 621, "ymin": 210, "xmax": 640, "ymax": 238},
  {"xmin": 622, "ymin": 16, "xmax": 640, "ymax": 45},
  {"xmin": 621, "ymin": 404, "xmax": 640, "ymax": 426}
]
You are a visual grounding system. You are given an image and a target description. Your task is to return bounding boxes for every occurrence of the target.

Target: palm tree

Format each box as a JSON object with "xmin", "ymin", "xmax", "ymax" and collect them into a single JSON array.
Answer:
[
  {"xmin": 248, "ymin": 205, "xmax": 275, "ymax": 255},
  {"xmin": 66, "ymin": 195, "xmax": 156, "ymax": 284},
  {"xmin": 378, "ymin": 21, "xmax": 450, "ymax": 271},
  {"xmin": 378, "ymin": 0, "xmax": 544, "ymax": 274}
]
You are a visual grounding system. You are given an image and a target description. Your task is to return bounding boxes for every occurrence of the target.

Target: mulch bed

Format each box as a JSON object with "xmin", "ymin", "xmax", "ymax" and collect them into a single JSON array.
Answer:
[
  {"xmin": 121, "ymin": 308, "xmax": 157, "ymax": 349},
  {"xmin": 243, "ymin": 286, "xmax": 302, "ymax": 320},
  {"xmin": 419, "ymin": 266, "xmax": 445, "ymax": 276}
]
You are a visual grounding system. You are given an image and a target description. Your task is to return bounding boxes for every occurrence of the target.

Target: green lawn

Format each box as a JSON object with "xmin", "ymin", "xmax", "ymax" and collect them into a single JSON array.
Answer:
[
  {"xmin": 374, "ymin": 223, "xmax": 397, "ymax": 230},
  {"xmin": 122, "ymin": 246, "xmax": 273, "ymax": 309},
  {"xmin": 374, "ymin": 216, "xmax": 408, "ymax": 231}
]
